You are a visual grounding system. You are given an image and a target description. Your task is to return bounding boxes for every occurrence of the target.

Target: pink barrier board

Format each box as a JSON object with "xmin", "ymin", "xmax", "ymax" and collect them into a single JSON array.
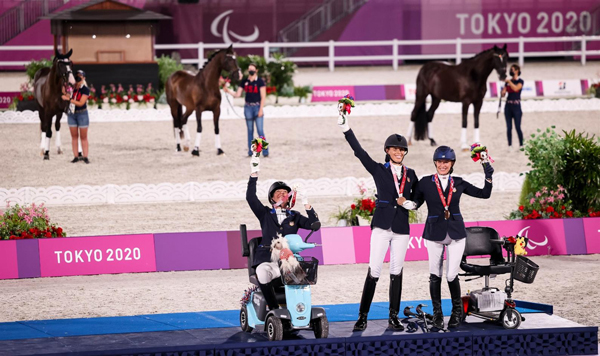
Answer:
[
  {"xmin": 38, "ymin": 234, "xmax": 156, "ymax": 277},
  {"xmin": 478, "ymin": 219, "xmax": 567, "ymax": 256},
  {"xmin": 0, "ymin": 241, "xmax": 18, "ymax": 279},
  {"xmin": 582, "ymin": 218, "xmax": 600, "ymax": 255}
]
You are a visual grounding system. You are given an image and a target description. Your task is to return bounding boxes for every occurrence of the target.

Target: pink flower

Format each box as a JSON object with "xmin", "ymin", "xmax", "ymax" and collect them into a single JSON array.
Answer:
[
  {"xmin": 529, "ymin": 198, "xmax": 535, "ymax": 205},
  {"xmin": 557, "ymin": 193, "xmax": 565, "ymax": 199},
  {"xmin": 558, "ymin": 185, "xmax": 565, "ymax": 192},
  {"xmin": 548, "ymin": 197, "xmax": 555, "ymax": 203},
  {"xmin": 535, "ymin": 192, "xmax": 541, "ymax": 197},
  {"xmin": 542, "ymin": 187, "xmax": 548, "ymax": 193},
  {"xmin": 550, "ymin": 190, "xmax": 554, "ymax": 195}
]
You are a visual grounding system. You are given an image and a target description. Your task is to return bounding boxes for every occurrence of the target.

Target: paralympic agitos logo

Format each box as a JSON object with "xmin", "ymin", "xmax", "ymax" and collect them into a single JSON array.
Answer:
[
  {"xmin": 211, "ymin": 10, "xmax": 259, "ymax": 43},
  {"xmin": 518, "ymin": 226, "xmax": 548, "ymax": 250}
]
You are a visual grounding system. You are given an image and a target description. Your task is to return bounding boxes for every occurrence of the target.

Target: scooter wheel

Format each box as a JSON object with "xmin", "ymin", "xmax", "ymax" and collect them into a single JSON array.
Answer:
[
  {"xmin": 312, "ymin": 315, "xmax": 329, "ymax": 339},
  {"xmin": 501, "ymin": 308, "xmax": 521, "ymax": 329},
  {"xmin": 266, "ymin": 315, "xmax": 283, "ymax": 341},
  {"xmin": 240, "ymin": 305, "xmax": 253, "ymax": 333}
]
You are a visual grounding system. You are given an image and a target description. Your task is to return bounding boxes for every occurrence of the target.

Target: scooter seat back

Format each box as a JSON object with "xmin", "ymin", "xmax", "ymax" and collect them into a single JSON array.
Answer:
[{"xmin": 247, "ymin": 238, "xmax": 261, "ymax": 280}]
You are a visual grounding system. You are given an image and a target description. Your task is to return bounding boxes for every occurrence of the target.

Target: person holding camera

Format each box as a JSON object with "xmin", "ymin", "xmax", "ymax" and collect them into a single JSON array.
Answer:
[{"xmin": 501, "ymin": 64, "xmax": 524, "ymax": 151}]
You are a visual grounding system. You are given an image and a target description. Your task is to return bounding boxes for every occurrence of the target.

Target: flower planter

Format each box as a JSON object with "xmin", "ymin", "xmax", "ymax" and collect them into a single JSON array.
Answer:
[{"xmin": 16, "ymin": 100, "xmax": 38, "ymax": 112}]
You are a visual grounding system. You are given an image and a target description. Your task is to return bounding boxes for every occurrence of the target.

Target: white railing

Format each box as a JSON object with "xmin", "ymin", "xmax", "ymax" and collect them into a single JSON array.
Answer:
[{"xmin": 1, "ymin": 36, "xmax": 600, "ymax": 71}]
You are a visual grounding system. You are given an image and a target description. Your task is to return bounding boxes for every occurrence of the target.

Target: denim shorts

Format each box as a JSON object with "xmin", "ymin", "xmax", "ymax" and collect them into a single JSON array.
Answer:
[{"xmin": 68, "ymin": 110, "xmax": 89, "ymax": 128}]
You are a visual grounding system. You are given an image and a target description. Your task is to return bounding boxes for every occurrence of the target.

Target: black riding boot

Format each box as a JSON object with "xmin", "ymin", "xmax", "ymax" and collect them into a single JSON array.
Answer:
[
  {"xmin": 388, "ymin": 272, "xmax": 404, "ymax": 331},
  {"xmin": 353, "ymin": 268, "xmax": 378, "ymax": 331},
  {"xmin": 429, "ymin": 274, "xmax": 444, "ymax": 329},
  {"xmin": 258, "ymin": 282, "xmax": 279, "ymax": 311},
  {"xmin": 447, "ymin": 277, "xmax": 464, "ymax": 328}
]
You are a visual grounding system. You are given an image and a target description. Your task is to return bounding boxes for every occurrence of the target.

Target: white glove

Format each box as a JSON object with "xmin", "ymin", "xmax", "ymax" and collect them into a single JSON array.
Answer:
[
  {"xmin": 294, "ymin": 185, "xmax": 309, "ymax": 205},
  {"xmin": 250, "ymin": 155, "xmax": 260, "ymax": 174},
  {"xmin": 402, "ymin": 200, "xmax": 417, "ymax": 210},
  {"xmin": 337, "ymin": 103, "xmax": 350, "ymax": 132}
]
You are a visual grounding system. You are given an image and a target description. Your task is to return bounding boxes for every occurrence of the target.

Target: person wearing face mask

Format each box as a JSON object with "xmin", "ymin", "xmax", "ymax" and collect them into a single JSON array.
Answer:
[
  {"xmin": 61, "ymin": 69, "xmax": 90, "ymax": 163},
  {"xmin": 337, "ymin": 107, "xmax": 419, "ymax": 332},
  {"xmin": 223, "ymin": 63, "xmax": 268, "ymax": 157},
  {"xmin": 501, "ymin": 64, "xmax": 524, "ymax": 151},
  {"xmin": 412, "ymin": 146, "xmax": 494, "ymax": 330},
  {"xmin": 245, "ymin": 144, "xmax": 318, "ymax": 311}
]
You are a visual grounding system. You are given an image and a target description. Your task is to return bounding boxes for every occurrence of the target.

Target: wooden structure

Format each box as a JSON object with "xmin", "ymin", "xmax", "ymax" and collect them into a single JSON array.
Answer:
[
  {"xmin": 41, "ymin": 0, "xmax": 171, "ymax": 89},
  {"xmin": 44, "ymin": 0, "xmax": 170, "ymax": 64}
]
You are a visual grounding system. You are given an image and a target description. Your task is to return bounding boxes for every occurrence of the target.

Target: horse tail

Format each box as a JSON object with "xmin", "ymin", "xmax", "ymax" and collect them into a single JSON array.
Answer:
[{"xmin": 413, "ymin": 101, "xmax": 428, "ymax": 140}]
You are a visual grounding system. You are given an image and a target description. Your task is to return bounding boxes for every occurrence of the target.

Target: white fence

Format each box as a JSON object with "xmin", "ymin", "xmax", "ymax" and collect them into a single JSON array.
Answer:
[
  {"xmin": 1, "ymin": 36, "xmax": 600, "ymax": 71},
  {"xmin": 0, "ymin": 173, "xmax": 524, "ymax": 207}
]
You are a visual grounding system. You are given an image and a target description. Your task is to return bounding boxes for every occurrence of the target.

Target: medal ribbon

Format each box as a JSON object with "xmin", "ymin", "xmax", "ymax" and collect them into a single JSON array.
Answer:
[
  {"xmin": 391, "ymin": 165, "xmax": 407, "ymax": 197},
  {"xmin": 434, "ymin": 174, "xmax": 454, "ymax": 212}
]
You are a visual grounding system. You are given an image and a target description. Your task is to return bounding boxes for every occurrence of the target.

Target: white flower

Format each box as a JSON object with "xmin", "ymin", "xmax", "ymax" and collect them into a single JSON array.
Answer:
[
  {"xmin": 149, "ymin": 98, "xmax": 155, "ymax": 103},
  {"xmin": 137, "ymin": 95, "xmax": 143, "ymax": 101},
  {"xmin": 110, "ymin": 98, "xmax": 116, "ymax": 103},
  {"xmin": 123, "ymin": 95, "xmax": 128, "ymax": 100},
  {"xmin": 128, "ymin": 99, "xmax": 134, "ymax": 103},
  {"xmin": 103, "ymin": 97, "xmax": 109, "ymax": 103}
]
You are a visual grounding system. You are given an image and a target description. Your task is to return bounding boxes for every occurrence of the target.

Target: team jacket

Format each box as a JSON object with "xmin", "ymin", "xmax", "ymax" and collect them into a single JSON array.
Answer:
[
  {"xmin": 246, "ymin": 176, "xmax": 319, "ymax": 267},
  {"xmin": 414, "ymin": 175, "xmax": 492, "ymax": 242},
  {"xmin": 344, "ymin": 129, "xmax": 419, "ymax": 234}
]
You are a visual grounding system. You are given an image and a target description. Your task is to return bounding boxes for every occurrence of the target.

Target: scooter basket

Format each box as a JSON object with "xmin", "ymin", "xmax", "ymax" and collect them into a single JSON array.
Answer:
[
  {"xmin": 280, "ymin": 257, "xmax": 319, "ymax": 285},
  {"xmin": 513, "ymin": 255, "xmax": 539, "ymax": 284}
]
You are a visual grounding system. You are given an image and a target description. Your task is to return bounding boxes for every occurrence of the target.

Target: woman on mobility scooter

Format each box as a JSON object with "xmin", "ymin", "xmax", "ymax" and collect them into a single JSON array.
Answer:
[
  {"xmin": 246, "ymin": 144, "xmax": 319, "ymax": 312},
  {"xmin": 411, "ymin": 146, "xmax": 494, "ymax": 329},
  {"xmin": 337, "ymin": 104, "xmax": 420, "ymax": 332}
]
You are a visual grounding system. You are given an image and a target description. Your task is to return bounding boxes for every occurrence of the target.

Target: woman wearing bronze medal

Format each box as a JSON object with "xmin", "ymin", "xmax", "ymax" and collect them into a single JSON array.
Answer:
[
  {"xmin": 337, "ymin": 106, "xmax": 419, "ymax": 332},
  {"xmin": 413, "ymin": 146, "xmax": 494, "ymax": 330}
]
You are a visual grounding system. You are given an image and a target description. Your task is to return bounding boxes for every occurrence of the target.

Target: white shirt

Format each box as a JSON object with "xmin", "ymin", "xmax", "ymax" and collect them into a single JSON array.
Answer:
[
  {"xmin": 275, "ymin": 207, "xmax": 287, "ymax": 225},
  {"xmin": 438, "ymin": 173, "xmax": 450, "ymax": 191}
]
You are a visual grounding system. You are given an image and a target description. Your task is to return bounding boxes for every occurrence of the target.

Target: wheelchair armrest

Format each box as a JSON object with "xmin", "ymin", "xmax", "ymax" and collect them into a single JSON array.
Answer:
[{"xmin": 240, "ymin": 224, "xmax": 249, "ymax": 257}]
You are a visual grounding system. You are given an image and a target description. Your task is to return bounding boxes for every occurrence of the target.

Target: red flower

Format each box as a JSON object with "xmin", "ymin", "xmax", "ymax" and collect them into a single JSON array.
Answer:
[
  {"xmin": 566, "ymin": 211, "xmax": 573, "ymax": 217},
  {"xmin": 9, "ymin": 235, "xmax": 16, "ymax": 240},
  {"xmin": 18, "ymin": 94, "xmax": 23, "ymax": 101},
  {"xmin": 519, "ymin": 205, "xmax": 524, "ymax": 211},
  {"xmin": 45, "ymin": 232, "xmax": 52, "ymax": 238},
  {"xmin": 561, "ymin": 205, "xmax": 566, "ymax": 210},
  {"xmin": 351, "ymin": 204, "xmax": 356, "ymax": 210},
  {"xmin": 57, "ymin": 227, "xmax": 63, "ymax": 235},
  {"xmin": 546, "ymin": 206, "xmax": 554, "ymax": 213}
]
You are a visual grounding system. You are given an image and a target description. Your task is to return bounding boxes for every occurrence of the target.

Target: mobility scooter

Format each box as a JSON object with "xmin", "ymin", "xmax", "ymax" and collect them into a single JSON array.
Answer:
[{"xmin": 239, "ymin": 223, "xmax": 329, "ymax": 341}]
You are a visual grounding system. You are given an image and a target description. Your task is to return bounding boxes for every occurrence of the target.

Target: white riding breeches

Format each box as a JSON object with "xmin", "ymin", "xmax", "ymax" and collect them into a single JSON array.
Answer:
[
  {"xmin": 369, "ymin": 227, "xmax": 410, "ymax": 278},
  {"xmin": 425, "ymin": 235, "xmax": 466, "ymax": 282},
  {"xmin": 256, "ymin": 262, "xmax": 280, "ymax": 284}
]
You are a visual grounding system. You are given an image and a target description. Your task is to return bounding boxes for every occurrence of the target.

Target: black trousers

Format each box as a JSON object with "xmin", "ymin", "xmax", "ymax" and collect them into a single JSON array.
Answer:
[{"xmin": 504, "ymin": 104, "xmax": 523, "ymax": 146}]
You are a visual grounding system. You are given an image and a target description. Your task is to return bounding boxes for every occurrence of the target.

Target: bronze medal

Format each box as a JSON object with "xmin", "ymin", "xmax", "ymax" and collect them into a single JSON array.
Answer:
[
  {"xmin": 397, "ymin": 197, "xmax": 406, "ymax": 205},
  {"xmin": 453, "ymin": 187, "xmax": 457, "ymax": 193},
  {"xmin": 289, "ymin": 221, "xmax": 295, "ymax": 226},
  {"xmin": 407, "ymin": 177, "xmax": 410, "ymax": 182},
  {"xmin": 444, "ymin": 210, "xmax": 450, "ymax": 220}
]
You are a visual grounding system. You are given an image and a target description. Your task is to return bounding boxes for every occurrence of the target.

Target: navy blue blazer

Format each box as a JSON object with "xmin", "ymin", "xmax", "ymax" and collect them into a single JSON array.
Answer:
[
  {"xmin": 415, "ymin": 174, "xmax": 492, "ymax": 242},
  {"xmin": 344, "ymin": 129, "xmax": 419, "ymax": 234},
  {"xmin": 246, "ymin": 176, "xmax": 319, "ymax": 268}
]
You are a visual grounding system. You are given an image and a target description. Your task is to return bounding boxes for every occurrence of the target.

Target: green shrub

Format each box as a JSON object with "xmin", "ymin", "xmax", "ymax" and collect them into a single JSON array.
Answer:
[
  {"xmin": 561, "ymin": 130, "xmax": 600, "ymax": 212},
  {"xmin": 25, "ymin": 58, "xmax": 53, "ymax": 83},
  {"xmin": 266, "ymin": 53, "xmax": 297, "ymax": 103},
  {"xmin": 156, "ymin": 55, "xmax": 183, "ymax": 90}
]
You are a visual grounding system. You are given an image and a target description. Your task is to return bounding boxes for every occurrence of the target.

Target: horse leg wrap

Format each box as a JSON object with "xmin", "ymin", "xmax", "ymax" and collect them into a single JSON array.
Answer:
[
  {"xmin": 40, "ymin": 132, "xmax": 46, "ymax": 150},
  {"xmin": 183, "ymin": 125, "xmax": 191, "ymax": 145},
  {"xmin": 427, "ymin": 123, "xmax": 434, "ymax": 139},
  {"xmin": 192, "ymin": 133, "xmax": 201, "ymax": 156},
  {"xmin": 45, "ymin": 136, "xmax": 51, "ymax": 152},
  {"xmin": 56, "ymin": 131, "xmax": 62, "ymax": 154},
  {"xmin": 406, "ymin": 122, "xmax": 414, "ymax": 142},
  {"xmin": 214, "ymin": 134, "xmax": 221, "ymax": 149},
  {"xmin": 460, "ymin": 128, "xmax": 468, "ymax": 149},
  {"xmin": 474, "ymin": 128, "xmax": 480, "ymax": 143},
  {"xmin": 173, "ymin": 128, "xmax": 181, "ymax": 144}
]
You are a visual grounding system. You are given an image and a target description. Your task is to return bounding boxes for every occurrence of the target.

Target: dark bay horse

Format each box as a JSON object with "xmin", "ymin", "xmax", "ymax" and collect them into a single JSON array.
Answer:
[
  {"xmin": 166, "ymin": 45, "xmax": 241, "ymax": 156},
  {"xmin": 408, "ymin": 44, "xmax": 508, "ymax": 149},
  {"xmin": 33, "ymin": 49, "xmax": 76, "ymax": 160}
]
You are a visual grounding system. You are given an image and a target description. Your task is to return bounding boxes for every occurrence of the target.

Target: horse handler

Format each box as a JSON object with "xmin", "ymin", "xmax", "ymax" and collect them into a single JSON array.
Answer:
[
  {"xmin": 337, "ymin": 98, "xmax": 420, "ymax": 332},
  {"xmin": 62, "ymin": 69, "xmax": 90, "ymax": 163},
  {"xmin": 412, "ymin": 146, "xmax": 494, "ymax": 329}
]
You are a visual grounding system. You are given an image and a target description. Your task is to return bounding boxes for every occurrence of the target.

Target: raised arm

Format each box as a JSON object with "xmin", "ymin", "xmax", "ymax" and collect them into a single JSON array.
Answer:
[
  {"xmin": 463, "ymin": 163, "xmax": 494, "ymax": 199},
  {"xmin": 246, "ymin": 176, "xmax": 266, "ymax": 219}
]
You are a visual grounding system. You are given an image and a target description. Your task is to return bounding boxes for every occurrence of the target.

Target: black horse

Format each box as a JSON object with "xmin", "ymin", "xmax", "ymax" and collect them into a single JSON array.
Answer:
[
  {"xmin": 33, "ymin": 49, "xmax": 76, "ymax": 160},
  {"xmin": 166, "ymin": 45, "xmax": 241, "ymax": 156},
  {"xmin": 409, "ymin": 45, "xmax": 508, "ymax": 149}
]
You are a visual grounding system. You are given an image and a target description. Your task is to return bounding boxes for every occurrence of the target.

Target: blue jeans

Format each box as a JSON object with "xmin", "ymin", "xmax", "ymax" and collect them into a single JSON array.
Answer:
[
  {"xmin": 244, "ymin": 105, "xmax": 268, "ymax": 156},
  {"xmin": 67, "ymin": 110, "xmax": 89, "ymax": 128},
  {"xmin": 504, "ymin": 104, "xmax": 523, "ymax": 146}
]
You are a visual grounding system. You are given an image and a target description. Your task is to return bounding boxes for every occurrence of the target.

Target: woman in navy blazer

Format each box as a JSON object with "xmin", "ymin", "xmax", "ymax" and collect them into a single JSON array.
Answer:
[
  {"xmin": 338, "ymin": 108, "xmax": 419, "ymax": 332},
  {"xmin": 246, "ymin": 148, "xmax": 319, "ymax": 311},
  {"xmin": 413, "ymin": 146, "xmax": 494, "ymax": 329}
]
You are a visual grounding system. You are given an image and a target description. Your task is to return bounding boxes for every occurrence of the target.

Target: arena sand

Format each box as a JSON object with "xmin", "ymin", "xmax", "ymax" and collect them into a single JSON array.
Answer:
[{"xmin": 1, "ymin": 66, "xmax": 599, "ymax": 329}]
